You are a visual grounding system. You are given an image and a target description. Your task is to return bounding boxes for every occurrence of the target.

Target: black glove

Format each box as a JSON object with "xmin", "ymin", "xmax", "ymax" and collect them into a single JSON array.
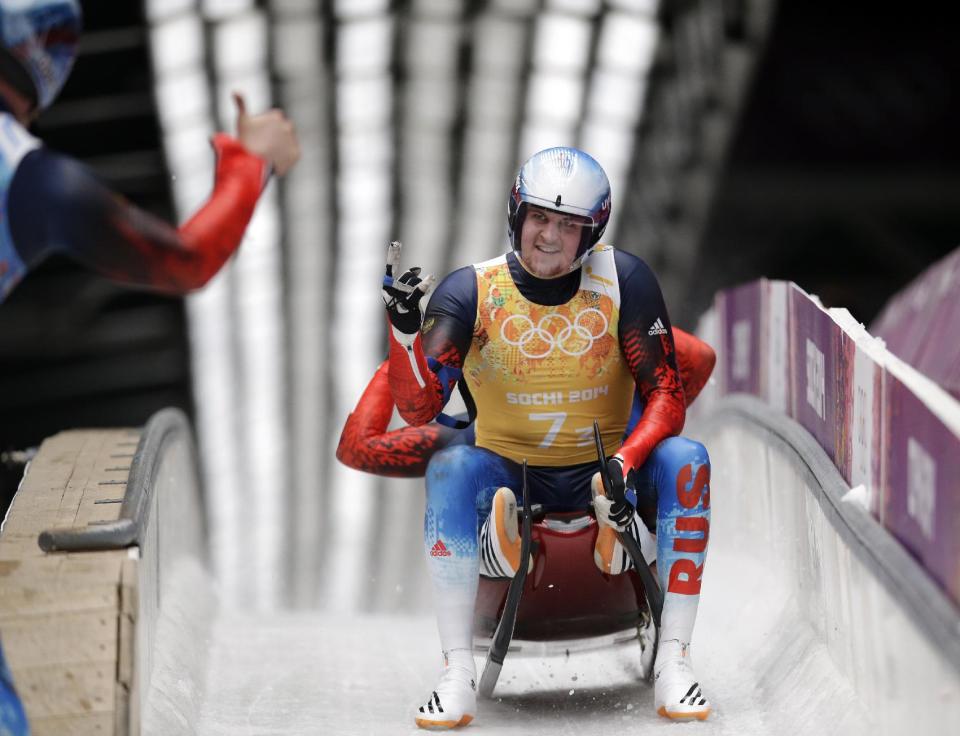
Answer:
[
  {"xmin": 382, "ymin": 241, "xmax": 434, "ymax": 336},
  {"xmin": 604, "ymin": 457, "xmax": 637, "ymax": 528}
]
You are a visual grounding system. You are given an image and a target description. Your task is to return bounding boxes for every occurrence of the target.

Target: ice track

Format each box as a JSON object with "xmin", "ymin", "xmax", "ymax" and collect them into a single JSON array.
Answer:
[
  {"xmin": 150, "ymin": 533, "xmax": 863, "ymax": 735},
  {"xmin": 136, "ymin": 401, "xmax": 947, "ymax": 736}
]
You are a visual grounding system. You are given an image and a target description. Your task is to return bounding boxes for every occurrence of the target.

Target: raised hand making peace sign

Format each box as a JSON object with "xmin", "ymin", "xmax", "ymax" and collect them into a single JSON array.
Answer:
[{"xmin": 381, "ymin": 241, "xmax": 435, "ymax": 339}]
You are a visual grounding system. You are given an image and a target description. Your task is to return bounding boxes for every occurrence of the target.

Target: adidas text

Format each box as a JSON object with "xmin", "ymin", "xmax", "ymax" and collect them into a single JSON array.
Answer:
[
  {"xmin": 431, "ymin": 539, "xmax": 452, "ymax": 557},
  {"xmin": 648, "ymin": 318, "xmax": 668, "ymax": 336}
]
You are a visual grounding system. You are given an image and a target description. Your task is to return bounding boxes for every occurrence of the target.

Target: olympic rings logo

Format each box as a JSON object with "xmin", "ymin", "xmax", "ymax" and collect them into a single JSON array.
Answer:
[{"xmin": 500, "ymin": 308, "xmax": 609, "ymax": 359}]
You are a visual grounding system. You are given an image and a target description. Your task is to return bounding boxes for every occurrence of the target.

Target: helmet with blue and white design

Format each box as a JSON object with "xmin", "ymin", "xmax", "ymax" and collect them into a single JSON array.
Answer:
[
  {"xmin": 0, "ymin": 0, "xmax": 81, "ymax": 111},
  {"xmin": 507, "ymin": 146, "xmax": 612, "ymax": 267}
]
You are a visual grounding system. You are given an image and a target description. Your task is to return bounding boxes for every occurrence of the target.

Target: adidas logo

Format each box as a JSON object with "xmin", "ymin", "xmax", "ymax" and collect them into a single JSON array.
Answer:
[
  {"xmin": 648, "ymin": 318, "xmax": 668, "ymax": 336},
  {"xmin": 430, "ymin": 539, "xmax": 452, "ymax": 557}
]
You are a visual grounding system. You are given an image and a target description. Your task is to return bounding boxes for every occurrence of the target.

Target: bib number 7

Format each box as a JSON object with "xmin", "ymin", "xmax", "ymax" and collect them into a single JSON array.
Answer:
[
  {"xmin": 529, "ymin": 412, "xmax": 594, "ymax": 448},
  {"xmin": 529, "ymin": 412, "xmax": 566, "ymax": 448}
]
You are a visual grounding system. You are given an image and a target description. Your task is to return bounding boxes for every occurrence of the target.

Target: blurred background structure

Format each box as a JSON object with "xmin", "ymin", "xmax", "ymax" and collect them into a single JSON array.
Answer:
[{"xmin": 0, "ymin": 0, "xmax": 957, "ymax": 612}]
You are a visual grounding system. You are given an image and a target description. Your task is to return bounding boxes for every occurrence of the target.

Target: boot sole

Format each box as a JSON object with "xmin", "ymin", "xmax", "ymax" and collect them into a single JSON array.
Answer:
[
  {"xmin": 657, "ymin": 705, "xmax": 711, "ymax": 721},
  {"xmin": 415, "ymin": 714, "xmax": 475, "ymax": 729}
]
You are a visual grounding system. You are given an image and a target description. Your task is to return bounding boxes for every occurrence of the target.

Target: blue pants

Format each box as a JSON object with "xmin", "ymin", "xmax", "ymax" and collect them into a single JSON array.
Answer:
[{"xmin": 424, "ymin": 436, "xmax": 711, "ymax": 595}]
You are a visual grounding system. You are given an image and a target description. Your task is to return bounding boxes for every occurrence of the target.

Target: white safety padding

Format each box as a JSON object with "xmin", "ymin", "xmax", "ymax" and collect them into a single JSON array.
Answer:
[{"xmin": 764, "ymin": 280, "xmax": 789, "ymax": 414}]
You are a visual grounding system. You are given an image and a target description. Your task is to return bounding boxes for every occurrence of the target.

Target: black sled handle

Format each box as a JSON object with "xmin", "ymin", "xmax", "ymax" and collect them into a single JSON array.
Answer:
[
  {"xmin": 593, "ymin": 421, "xmax": 663, "ymax": 628},
  {"xmin": 478, "ymin": 460, "xmax": 534, "ymax": 698}
]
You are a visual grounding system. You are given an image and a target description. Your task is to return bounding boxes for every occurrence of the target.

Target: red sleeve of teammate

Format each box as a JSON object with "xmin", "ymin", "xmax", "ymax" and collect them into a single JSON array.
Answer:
[
  {"xmin": 614, "ymin": 252, "xmax": 686, "ymax": 472},
  {"xmin": 337, "ymin": 360, "xmax": 457, "ymax": 477},
  {"xmin": 9, "ymin": 134, "xmax": 267, "ymax": 294},
  {"xmin": 672, "ymin": 327, "xmax": 716, "ymax": 406},
  {"xmin": 173, "ymin": 134, "xmax": 268, "ymax": 284},
  {"xmin": 110, "ymin": 133, "xmax": 268, "ymax": 292}
]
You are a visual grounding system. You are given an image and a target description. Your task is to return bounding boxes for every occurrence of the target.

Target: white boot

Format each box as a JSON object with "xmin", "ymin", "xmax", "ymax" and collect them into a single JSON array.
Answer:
[
  {"xmin": 654, "ymin": 639, "xmax": 711, "ymax": 721},
  {"xmin": 415, "ymin": 650, "xmax": 477, "ymax": 729},
  {"xmin": 478, "ymin": 487, "xmax": 530, "ymax": 577}
]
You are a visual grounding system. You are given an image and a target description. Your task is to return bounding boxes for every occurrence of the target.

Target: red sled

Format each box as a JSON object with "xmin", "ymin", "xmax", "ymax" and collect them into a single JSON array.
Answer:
[
  {"xmin": 473, "ymin": 508, "xmax": 657, "ymax": 697},
  {"xmin": 475, "ymin": 511, "xmax": 651, "ymax": 640}
]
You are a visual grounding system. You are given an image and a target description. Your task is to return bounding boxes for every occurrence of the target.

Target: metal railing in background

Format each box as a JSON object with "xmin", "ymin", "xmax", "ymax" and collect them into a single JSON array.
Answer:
[{"xmin": 37, "ymin": 408, "xmax": 202, "ymax": 553}]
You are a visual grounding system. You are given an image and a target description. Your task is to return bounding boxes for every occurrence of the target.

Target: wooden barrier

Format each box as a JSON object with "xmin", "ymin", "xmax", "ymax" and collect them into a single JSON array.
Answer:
[{"xmin": 0, "ymin": 429, "xmax": 140, "ymax": 736}]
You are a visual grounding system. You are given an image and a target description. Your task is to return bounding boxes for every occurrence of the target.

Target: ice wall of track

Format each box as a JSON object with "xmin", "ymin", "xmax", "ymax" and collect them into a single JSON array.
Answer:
[
  {"xmin": 135, "ymin": 430, "xmax": 217, "ymax": 735},
  {"xmin": 694, "ymin": 401, "xmax": 959, "ymax": 735}
]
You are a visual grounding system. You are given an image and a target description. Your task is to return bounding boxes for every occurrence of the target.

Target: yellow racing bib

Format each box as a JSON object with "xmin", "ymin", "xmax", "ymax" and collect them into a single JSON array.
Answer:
[{"xmin": 463, "ymin": 246, "xmax": 635, "ymax": 466}]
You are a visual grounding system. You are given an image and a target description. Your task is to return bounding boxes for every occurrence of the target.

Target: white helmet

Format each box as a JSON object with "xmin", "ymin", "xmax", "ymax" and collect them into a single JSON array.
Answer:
[{"xmin": 506, "ymin": 146, "xmax": 611, "ymax": 268}]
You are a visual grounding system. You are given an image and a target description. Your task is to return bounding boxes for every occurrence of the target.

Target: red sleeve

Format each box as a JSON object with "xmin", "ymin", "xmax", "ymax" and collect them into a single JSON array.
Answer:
[
  {"xmin": 618, "ymin": 326, "xmax": 686, "ymax": 471},
  {"xmin": 612, "ymin": 252, "xmax": 686, "ymax": 472},
  {"xmin": 171, "ymin": 133, "xmax": 268, "ymax": 285},
  {"xmin": 386, "ymin": 325, "xmax": 447, "ymax": 426},
  {"xmin": 337, "ymin": 360, "xmax": 456, "ymax": 477},
  {"xmin": 110, "ymin": 133, "xmax": 267, "ymax": 292},
  {"xmin": 673, "ymin": 327, "xmax": 717, "ymax": 407},
  {"xmin": 386, "ymin": 271, "xmax": 473, "ymax": 426},
  {"xmin": 9, "ymin": 134, "xmax": 266, "ymax": 294}
]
